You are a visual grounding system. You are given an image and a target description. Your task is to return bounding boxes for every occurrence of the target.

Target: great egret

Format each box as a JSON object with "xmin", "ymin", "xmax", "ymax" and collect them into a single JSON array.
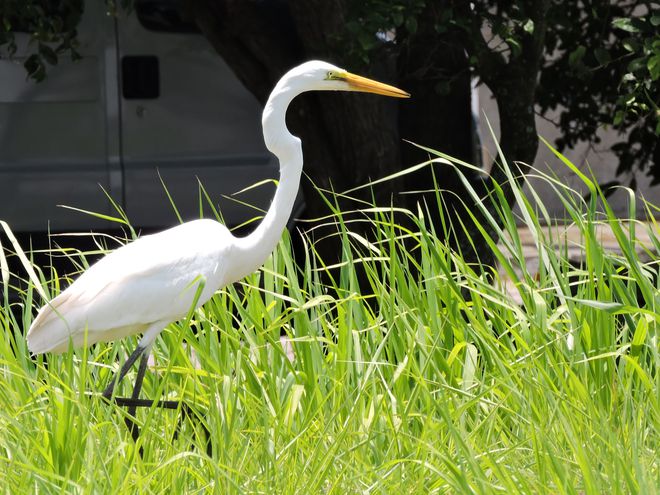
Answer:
[{"xmin": 27, "ymin": 60, "xmax": 409, "ymax": 413}]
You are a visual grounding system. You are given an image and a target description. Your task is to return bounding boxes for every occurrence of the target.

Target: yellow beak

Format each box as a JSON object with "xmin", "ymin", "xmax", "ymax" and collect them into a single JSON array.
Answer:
[{"xmin": 344, "ymin": 72, "xmax": 410, "ymax": 98}]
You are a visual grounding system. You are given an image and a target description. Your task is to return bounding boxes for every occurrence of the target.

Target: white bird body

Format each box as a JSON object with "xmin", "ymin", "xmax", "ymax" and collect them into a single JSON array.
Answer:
[
  {"xmin": 26, "ymin": 60, "xmax": 409, "ymax": 359},
  {"xmin": 27, "ymin": 219, "xmax": 234, "ymax": 353}
]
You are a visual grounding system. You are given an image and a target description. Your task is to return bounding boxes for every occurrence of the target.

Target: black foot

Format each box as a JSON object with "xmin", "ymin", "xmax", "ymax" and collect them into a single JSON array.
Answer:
[
  {"xmin": 107, "ymin": 397, "xmax": 212, "ymax": 457},
  {"xmin": 101, "ymin": 348, "xmax": 212, "ymax": 457}
]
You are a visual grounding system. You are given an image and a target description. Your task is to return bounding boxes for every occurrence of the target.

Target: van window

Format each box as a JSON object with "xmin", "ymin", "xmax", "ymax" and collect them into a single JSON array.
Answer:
[{"xmin": 135, "ymin": 0, "xmax": 199, "ymax": 33}]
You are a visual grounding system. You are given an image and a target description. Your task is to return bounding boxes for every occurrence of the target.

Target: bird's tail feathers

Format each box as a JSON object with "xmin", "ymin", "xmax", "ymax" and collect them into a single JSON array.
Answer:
[{"xmin": 26, "ymin": 291, "xmax": 83, "ymax": 354}]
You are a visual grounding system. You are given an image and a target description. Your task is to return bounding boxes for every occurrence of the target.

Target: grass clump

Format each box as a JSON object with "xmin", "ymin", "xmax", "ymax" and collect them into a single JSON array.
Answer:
[{"xmin": 0, "ymin": 143, "xmax": 658, "ymax": 494}]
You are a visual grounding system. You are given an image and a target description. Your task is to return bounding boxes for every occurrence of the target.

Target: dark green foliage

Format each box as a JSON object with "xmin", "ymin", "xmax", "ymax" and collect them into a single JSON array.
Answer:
[
  {"xmin": 537, "ymin": 2, "xmax": 659, "ymax": 183},
  {"xmin": 339, "ymin": 0, "xmax": 659, "ymax": 183},
  {"xmin": 0, "ymin": 0, "xmax": 84, "ymax": 81}
]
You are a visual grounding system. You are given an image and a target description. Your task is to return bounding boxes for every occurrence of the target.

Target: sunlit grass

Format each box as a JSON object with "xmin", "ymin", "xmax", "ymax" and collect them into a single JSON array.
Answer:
[{"xmin": 0, "ymin": 144, "xmax": 658, "ymax": 493}]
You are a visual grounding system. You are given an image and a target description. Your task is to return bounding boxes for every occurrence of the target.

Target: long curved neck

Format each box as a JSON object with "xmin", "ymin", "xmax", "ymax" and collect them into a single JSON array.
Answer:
[{"xmin": 232, "ymin": 81, "xmax": 303, "ymax": 280}]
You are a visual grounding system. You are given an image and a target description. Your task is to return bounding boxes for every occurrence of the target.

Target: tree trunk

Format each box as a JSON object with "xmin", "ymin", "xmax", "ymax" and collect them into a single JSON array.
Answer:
[
  {"xmin": 446, "ymin": 0, "xmax": 550, "ymax": 264},
  {"xmin": 485, "ymin": 2, "xmax": 549, "ymax": 199}
]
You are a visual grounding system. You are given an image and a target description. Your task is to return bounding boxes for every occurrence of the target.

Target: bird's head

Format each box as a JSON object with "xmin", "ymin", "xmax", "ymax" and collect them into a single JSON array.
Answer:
[
  {"xmin": 287, "ymin": 60, "xmax": 410, "ymax": 98},
  {"xmin": 262, "ymin": 60, "xmax": 409, "ymax": 153}
]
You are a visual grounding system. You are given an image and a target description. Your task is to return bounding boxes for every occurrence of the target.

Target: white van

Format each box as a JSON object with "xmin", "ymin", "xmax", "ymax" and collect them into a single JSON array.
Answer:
[{"xmin": 0, "ymin": 1, "xmax": 294, "ymax": 233}]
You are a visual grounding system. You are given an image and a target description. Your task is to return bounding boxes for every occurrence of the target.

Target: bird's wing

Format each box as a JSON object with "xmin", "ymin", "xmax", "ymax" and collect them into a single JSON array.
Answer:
[{"xmin": 27, "ymin": 220, "xmax": 233, "ymax": 354}]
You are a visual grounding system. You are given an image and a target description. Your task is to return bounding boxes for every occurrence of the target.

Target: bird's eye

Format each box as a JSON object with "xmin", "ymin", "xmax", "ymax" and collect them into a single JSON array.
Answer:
[{"xmin": 325, "ymin": 70, "xmax": 346, "ymax": 81}]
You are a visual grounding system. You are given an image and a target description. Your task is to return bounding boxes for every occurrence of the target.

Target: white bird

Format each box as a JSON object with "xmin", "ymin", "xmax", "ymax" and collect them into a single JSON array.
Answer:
[{"xmin": 27, "ymin": 60, "xmax": 409, "ymax": 404}]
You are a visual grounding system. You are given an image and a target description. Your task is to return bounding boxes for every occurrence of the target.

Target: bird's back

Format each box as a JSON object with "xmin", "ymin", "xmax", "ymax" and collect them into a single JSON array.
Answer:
[{"xmin": 27, "ymin": 219, "xmax": 235, "ymax": 354}]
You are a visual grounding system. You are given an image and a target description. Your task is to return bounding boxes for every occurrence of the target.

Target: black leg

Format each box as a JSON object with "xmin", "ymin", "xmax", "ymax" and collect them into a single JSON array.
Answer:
[
  {"xmin": 101, "ymin": 346, "xmax": 212, "ymax": 456},
  {"xmin": 123, "ymin": 353, "xmax": 149, "ymax": 445},
  {"xmin": 102, "ymin": 345, "xmax": 147, "ymax": 399},
  {"xmin": 128, "ymin": 353, "xmax": 149, "ymax": 418},
  {"xmin": 114, "ymin": 397, "xmax": 212, "ymax": 455},
  {"xmin": 114, "ymin": 397, "xmax": 212, "ymax": 457}
]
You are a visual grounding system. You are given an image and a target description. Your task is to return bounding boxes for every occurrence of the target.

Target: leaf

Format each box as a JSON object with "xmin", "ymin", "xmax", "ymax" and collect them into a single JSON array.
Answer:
[
  {"xmin": 613, "ymin": 111, "xmax": 624, "ymax": 126},
  {"xmin": 507, "ymin": 37, "xmax": 521, "ymax": 58},
  {"xmin": 630, "ymin": 316, "xmax": 648, "ymax": 356},
  {"xmin": 627, "ymin": 57, "xmax": 646, "ymax": 74},
  {"xmin": 622, "ymin": 39, "xmax": 639, "ymax": 53},
  {"xmin": 38, "ymin": 42, "xmax": 58, "ymax": 66},
  {"xmin": 565, "ymin": 297, "xmax": 623, "ymax": 312},
  {"xmin": 0, "ymin": 221, "xmax": 48, "ymax": 300},
  {"xmin": 57, "ymin": 205, "xmax": 130, "ymax": 225},
  {"xmin": 462, "ymin": 344, "xmax": 478, "ymax": 392},
  {"xmin": 23, "ymin": 54, "xmax": 46, "ymax": 82},
  {"xmin": 446, "ymin": 342, "xmax": 467, "ymax": 367},
  {"xmin": 523, "ymin": 19, "xmax": 534, "ymax": 34},
  {"xmin": 569, "ymin": 45, "xmax": 586, "ymax": 67},
  {"xmin": 612, "ymin": 17, "xmax": 639, "ymax": 33},
  {"xmin": 621, "ymin": 355, "xmax": 654, "ymax": 391},
  {"xmin": 594, "ymin": 47, "xmax": 611, "ymax": 65},
  {"xmin": 648, "ymin": 55, "xmax": 660, "ymax": 80}
]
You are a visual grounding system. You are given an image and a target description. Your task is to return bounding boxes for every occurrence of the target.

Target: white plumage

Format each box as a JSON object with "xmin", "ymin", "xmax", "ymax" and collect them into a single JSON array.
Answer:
[
  {"xmin": 27, "ymin": 219, "xmax": 233, "ymax": 353},
  {"xmin": 26, "ymin": 60, "xmax": 409, "ymax": 369}
]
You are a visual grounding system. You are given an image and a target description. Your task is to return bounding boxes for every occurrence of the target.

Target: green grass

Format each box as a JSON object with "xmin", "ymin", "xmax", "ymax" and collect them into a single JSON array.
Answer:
[{"xmin": 0, "ymin": 144, "xmax": 658, "ymax": 493}]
